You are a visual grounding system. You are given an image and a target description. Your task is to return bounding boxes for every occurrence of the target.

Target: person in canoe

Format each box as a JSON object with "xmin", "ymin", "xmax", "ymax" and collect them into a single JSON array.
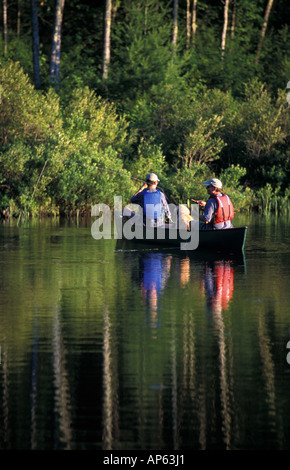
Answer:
[
  {"xmin": 193, "ymin": 178, "xmax": 234, "ymax": 230},
  {"xmin": 130, "ymin": 173, "xmax": 172, "ymax": 227}
]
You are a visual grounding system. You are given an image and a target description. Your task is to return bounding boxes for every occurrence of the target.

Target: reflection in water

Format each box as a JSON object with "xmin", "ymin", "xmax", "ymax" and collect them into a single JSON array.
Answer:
[
  {"xmin": 139, "ymin": 253, "xmax": 172, "ymax": 332},
  {"xmin": 202, "ymin": 260, "xmax": 235, "ymax": 449},
  {"xmin": 179, "ymin": 257, "xmax": 191, "ymax": 288},
  {"xmin": 52, "ymin": 305, "xmax": 73, "ymax": 450},
  {"xmin": 257, "ymin": 309, "xmax": 284, "ymax": 446},
  {"xmin": 2, "ymin": 219, "xmax": 290, "ymax": 450},
  {"xmin": 203, "ymin": 261, "xmax": 234, "ymax": 314},
  {"xmin": 1, "ymin": 340, "xmax": 9, "ymax": 449},
  {"xmin": 102, "ymin": 306, "xmax": 120, "ymax": 450},
  {"xmin": 102, "ymin": 307, "xmax": 113, "ymax": 449},
  {"xmin": 30, "ymin": 317, "xmax": 38, "ymax": 450},
  {"xmin": 113, "ymin": 245, "xmax": 245, "ymax": 450}
]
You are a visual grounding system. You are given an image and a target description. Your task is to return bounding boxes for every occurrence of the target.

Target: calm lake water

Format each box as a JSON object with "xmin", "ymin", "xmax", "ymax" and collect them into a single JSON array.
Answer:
[{"xmin": 0, "ymin": 213, "xmax": 290, "ymax": 451}]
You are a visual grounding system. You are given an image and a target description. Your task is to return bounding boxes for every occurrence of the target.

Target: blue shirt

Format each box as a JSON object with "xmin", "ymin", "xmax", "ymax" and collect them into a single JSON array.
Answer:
[{"xmin": 131, "ymin": 188, "xmax": 171, "ymax": 225}]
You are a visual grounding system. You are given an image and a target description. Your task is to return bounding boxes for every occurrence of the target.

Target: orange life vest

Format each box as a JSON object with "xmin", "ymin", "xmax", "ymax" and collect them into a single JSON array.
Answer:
[
  {"xmin": 214, "ymin": 261, "xmax": 234, "ymax": 310},
  {"xmin": 212, "ymin": 194, "xmax": 234, "ymax": 224}
]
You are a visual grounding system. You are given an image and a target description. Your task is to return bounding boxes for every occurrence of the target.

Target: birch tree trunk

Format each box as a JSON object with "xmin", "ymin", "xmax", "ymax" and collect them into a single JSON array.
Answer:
[
  {"xmin": 3, "ymin": 0, "xmax": 7, "ymax": 54},
  {"xmin": 192, "ymin": 0, "xmax": 197, "ymax": 46},
  {"xmin": 255, "ymin": 0, "xmax": 275, "ymax": 65},
  {"xmin": 31, "ymin": 0, "xmax": 41, "ymax": 89},
  {"xmin": 186, "ymin": 0, "xmax": 191, "ymax": 49},
  {"xmin": 49, "ymin": 0, "xmax": 65, "ymax": 89},
  {"xmin": 221, "ymin": 0, "xmax": 230, "ymax": 58},
  {"xmin": 102, "ymin": 0, "xmax": 112, "ymax": 80},
  {"xmin": 172, "ymin": 0, "xmax": 178, "ymax": 52}
]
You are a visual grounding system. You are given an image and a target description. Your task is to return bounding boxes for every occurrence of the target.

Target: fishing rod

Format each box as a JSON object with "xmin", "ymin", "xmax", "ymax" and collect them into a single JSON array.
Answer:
[
  {"xmin": 33, "ymin": 158, "xmax": 170, "ymax": 201},
  {"xmin": 65, "ymin": 159, "xmax": 145, "ymax": 184},
  {"xmin": 66, "ymin": 160, "xmax": 174, "ymax": 205}
]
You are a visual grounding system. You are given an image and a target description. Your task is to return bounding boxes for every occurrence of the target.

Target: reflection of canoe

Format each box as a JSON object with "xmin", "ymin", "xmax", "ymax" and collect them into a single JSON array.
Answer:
[{"xmin": 118, "ymin": 223, "xmax": 247, "ymax": 252}]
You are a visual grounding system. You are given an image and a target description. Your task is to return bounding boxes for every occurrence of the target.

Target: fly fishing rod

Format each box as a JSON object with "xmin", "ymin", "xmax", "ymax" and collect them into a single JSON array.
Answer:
[{"xmin": 33, "ymin": 158, "xmax": 170, "ymax": 201}]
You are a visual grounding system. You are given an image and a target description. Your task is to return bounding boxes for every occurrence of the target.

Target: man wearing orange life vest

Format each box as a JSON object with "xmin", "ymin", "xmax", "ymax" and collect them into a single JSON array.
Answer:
[{"xmin": 196, "ymin": 178, "xmax": 234, "ymax": 230}]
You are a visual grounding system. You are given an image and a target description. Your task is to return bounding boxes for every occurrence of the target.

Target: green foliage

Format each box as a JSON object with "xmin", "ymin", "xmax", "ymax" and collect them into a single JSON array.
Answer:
[
  {"xmin": 255, "ymin": 183, "xmax": 289, "ymax": 216},
  {"xmin": 108, "ymin": 1, "xmax": 172, "ymax": 104},
  {"xmin": 1, "ymin": 0, "xmax": 290, "ymax": 217},
  {"xmin": 166, "ymin": 164, "xmax": 210, "ymax": 205},
  {"xmin": 125, "ymin": 61, "xmax": 196, "ymax": 160},
  {"xmin": 0, "ymin": 63, "xmax": 134, "ymax": 215},
  {"xmin": 242, "ymin": 80, "xmax": 288, "ymax": 160},
  {"xmin": 183, "ymin": 115, "xmax": 225, "ymax": 168},
  {"xmin": 220, "ymin": 164, "xmax": 247, "ymax": 189},
  {"xmin": 220, "ymin": 164, "xmax": 254, "ymax": 211},
  {"xmin": 125, "ymin": 137, "xmax": 168, "ymax": 185},
  {"xmin": 0, "ymin": 60, "xmax": 62, "ymax": 145}
]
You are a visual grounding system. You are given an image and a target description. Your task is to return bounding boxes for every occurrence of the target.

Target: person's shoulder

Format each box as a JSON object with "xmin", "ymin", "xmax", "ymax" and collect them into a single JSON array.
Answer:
[
  {"xmin": 205, "ymin": 197, "xmax": 218, "ymax": 210},
  {"xmin": 207, "ymin": 196, "xmax": 217, "ymax": 204}
]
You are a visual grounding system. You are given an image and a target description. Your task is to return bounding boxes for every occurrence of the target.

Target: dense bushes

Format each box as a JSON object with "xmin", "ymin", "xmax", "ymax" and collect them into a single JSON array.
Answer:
[
  {"xmin": 0, "ymin": 61, "xmax": 134, "ymax": 216},
  {"xmin": 0, "ymin": 59, "xmax": 289, "ymax": 217}
]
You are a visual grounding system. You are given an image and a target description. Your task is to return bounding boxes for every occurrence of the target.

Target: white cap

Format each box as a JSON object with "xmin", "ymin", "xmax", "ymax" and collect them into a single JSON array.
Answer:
[
  {"xmin": 146, "ymin": 173, "xmax": 160, "ymax": 182},
  {"xmin": 203, "ymin": 178, "xmax": 223, "ymax": 189}
]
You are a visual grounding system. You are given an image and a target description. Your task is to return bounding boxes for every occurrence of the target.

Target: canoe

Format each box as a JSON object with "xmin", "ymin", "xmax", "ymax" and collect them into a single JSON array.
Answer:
[
  {"xmin": 190, "ymin": 226, "xmax": 247, "ymax": 252},
  {"xmin": 117, "ymin": 221, "xmax": 247, "ymax": 252}
]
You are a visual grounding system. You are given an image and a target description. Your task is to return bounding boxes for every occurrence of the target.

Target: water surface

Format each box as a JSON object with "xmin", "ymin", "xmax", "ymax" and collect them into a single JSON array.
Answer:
[{"xmin": 0, "ymin": 214, "xmax": 290, "ymax": 450}]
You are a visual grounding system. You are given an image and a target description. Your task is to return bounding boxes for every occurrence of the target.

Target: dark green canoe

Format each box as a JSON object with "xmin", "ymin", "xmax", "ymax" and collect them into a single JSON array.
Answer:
[
  {"xmin": 118, "ymin": 223, "xmax": 247, "ymax": 252},
  {"xmin": 194, "ymin": 226, "xmax": 247, "ymax": 252}
]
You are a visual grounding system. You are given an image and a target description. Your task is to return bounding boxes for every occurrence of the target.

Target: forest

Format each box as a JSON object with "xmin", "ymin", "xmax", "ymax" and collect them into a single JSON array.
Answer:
[{"xmin": 0, "ymin": 0, "xmax": 289, "ymax": 217}]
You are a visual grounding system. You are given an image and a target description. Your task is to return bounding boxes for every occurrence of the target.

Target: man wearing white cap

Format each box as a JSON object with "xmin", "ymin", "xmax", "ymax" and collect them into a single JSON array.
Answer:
[
  {"xmin": 131, "ymin": 173, "xmax": 171, "ymax": 226},
  {"xmin": 194, "ymin": 178, "xmax": 234, "ymax": 230}
]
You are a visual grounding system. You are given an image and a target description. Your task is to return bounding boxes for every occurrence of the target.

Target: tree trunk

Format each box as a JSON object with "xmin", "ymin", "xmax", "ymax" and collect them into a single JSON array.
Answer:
[
  {"xmin": 172, "ymin": 0, "xmax": 178, "ymax": 52},
  {"xmin": 230, "ymin": 0, "xmax": 236, "ymax": 40},
  {"xmin": 102, "ymin": 0, "xmax": 112, "ymax": 80},
  {"xmin": 17, "ymin": 0, "xmax": 21, "ymax": 36},
  {"xmin": 255, "ymin": 0, "xmax": 275, "ymax": 65},
  {"xmin": 3, "ymin": 0, "xmax": 7, "ymax": 54},
  {"xmin": 31, "ymin": 0, "xmax": 41, "ymax": 89},
  {"xmin": 49, "ymin": 0, "xmax": 65, "ymax": 89},
  {"xmin": 221, "ymin": 0, "xmax": 230, "ymax": 58},
  {"xmin": 192, "ymin": 0, "xmax": 197, "ymax": 46},
  {"xmin": 186, "ymin": 0, "xmax": 191, "ymax": 49}
]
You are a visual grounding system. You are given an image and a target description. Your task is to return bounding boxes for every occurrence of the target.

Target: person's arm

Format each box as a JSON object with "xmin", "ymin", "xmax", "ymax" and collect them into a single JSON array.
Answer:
[
  {"xmin": 192, "ymin": 199, "xmax": 206, "ymax": 209},
  {"xmin": 201, "ymin": 199, "xmax": 217, "ymax": 224},
  {"xmin": 131, "ymin": 185, "xmax": 147, "ymax": 203},
  {"xmin": 131, "ymin": 183, "xmax": 147, "ymax": 197},
  {"xmin": 161, "ymin": 193, "xmax": 171, "ymax": 219}
]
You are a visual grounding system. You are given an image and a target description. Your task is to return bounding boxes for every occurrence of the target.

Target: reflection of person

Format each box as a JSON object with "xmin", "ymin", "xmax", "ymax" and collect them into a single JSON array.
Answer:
[
  {"xmin": 131, "ymin": 173, "xmax": 171, "ymax": 227},
  {"xmin": 203, "ymin": 260, "xmax": 234, "ymax": 314},
  {"xmin": 179, "ymin": 257, "xmax": 191, "ymax": 288},
  {"xmin": 194, "ymin": 178, "xmax": 234, "ymax": 230},
  {"xmin": 140, "ymin": 253, "xmax": 172, "ymax": 331}
]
